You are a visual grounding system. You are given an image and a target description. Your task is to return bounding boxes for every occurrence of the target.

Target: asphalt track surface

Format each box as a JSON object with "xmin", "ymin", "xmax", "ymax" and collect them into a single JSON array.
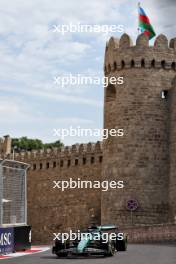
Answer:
[{"xmin": 2, "ymin": 244, "xmax": 176, "ymax": 264}]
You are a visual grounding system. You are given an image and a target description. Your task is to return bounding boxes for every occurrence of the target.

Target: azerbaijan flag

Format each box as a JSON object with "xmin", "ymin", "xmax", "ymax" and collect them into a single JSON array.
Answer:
[{"xmin": 138, "ymin": 5, "xmax": 156, "ymax": 40}]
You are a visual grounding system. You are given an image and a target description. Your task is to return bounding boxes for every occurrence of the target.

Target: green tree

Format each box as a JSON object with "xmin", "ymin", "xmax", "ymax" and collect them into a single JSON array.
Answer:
[{"xmin": 12, "ymin": 137, "xmax": 63, "ymax": 152}]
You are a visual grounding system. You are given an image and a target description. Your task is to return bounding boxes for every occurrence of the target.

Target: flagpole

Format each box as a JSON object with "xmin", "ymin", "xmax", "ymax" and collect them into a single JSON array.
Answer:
[{"xmin": 137, "ymin": 2, "xmax": 141, "ymax": 35}]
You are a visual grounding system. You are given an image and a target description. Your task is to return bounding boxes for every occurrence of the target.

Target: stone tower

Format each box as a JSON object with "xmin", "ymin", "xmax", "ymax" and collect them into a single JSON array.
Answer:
[
  {"xmin": 0, "ymin": 135, "xmax": 11, "ymax": 156},
  {"xmin": 101, "ymin": 33, "xmax": 176, "ymax": 227},
  {"xmin": 168, "ymin": 76, "xmax": 176, "ymax": 224}
]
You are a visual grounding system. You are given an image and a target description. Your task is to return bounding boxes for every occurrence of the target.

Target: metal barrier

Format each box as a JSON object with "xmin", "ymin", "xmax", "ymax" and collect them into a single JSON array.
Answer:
[{"xmin": 0, "ymin": 160, "xmax": 30, "ymax": 226}]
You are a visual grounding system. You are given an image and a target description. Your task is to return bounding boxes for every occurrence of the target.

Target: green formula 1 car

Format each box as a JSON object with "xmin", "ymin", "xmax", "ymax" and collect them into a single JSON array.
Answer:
[{"xmin": 52, "ymin": 224, "xmax": 127, "ymax": 257}]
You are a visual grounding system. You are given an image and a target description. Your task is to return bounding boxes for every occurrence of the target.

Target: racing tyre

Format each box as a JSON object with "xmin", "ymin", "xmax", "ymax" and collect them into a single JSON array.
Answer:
[
  {"xmin": 116, "ymin": 238, "xmax": 127, "ymax": 251},
  {"xmin": 105, "ymin": 241, "xmax": 116, "ymax": 257}
]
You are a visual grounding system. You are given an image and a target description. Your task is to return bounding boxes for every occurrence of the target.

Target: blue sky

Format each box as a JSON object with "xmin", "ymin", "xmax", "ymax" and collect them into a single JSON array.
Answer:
[{"xmin": 0, "ymin": 0, "xmax": 175, "ymax": 145}]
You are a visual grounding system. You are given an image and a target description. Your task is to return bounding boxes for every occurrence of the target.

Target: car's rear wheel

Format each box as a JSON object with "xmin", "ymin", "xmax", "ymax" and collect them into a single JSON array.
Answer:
[
  {"xmin": 54, "ymin": 240, "xmax": 69, "ymax": 257},
  {"xmin": 116, "ymin": 237, "xmax": 127, "ymax": 251}
]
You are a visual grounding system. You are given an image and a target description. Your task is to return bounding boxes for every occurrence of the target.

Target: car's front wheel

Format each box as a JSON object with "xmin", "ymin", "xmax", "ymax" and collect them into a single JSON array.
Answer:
[{"xmin": 105, "ymin": 241, "xmax": 116, "ymax": 257}]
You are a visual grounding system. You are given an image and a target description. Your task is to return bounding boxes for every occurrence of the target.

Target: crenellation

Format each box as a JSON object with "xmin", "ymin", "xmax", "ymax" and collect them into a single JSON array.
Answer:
[
  {"xmin": 86, "ymin": 142, "xmax": 94, "ymax": 153},
  {"xmin": 71, "ymin": 143, "xmax": 80, "ymax": 153},
  {"xmin": 79, "ymin": 143, "xmax": 86, "ymax": 153},
  {"xmin": 108, "ymin": 36, "xmax": 119, "ymax": 50},
  {"xmin": 170, "ymin": 38, "xmax": 176, "ymax": 49},
  {"xmin": 136, "ymin": 34, "xmax": 149, "ymax": 47},
  {"xmin": 119, "ymin": 33, "xmax": 133, "ymax": 49},
  {"xmin": 6, "ymin": 142, "xmax": 103, "ymax": 172},
  {"xmin": 154, "ymin": 34, "xmax": 168, "ymax": 49},
  {"xmin": 94, "ymin": 141, "xmax": 102, "ymax": 152},
  {"xmin": 64, "ymin": 146, "xmax": 71, "ymax": 154},
  {"xmin": 105, "ymin": 34, "xmax": 176, "ymax": 74}
]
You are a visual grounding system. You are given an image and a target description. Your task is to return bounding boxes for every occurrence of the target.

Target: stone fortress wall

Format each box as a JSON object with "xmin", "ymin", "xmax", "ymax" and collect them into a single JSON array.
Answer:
[
  {"xmin": 0, "ymin": 140, "xmax": 103, "ymax": 243},
  {"xmin": 0, "ymin": 33, "xmax": 176, "ymax": 244}
]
